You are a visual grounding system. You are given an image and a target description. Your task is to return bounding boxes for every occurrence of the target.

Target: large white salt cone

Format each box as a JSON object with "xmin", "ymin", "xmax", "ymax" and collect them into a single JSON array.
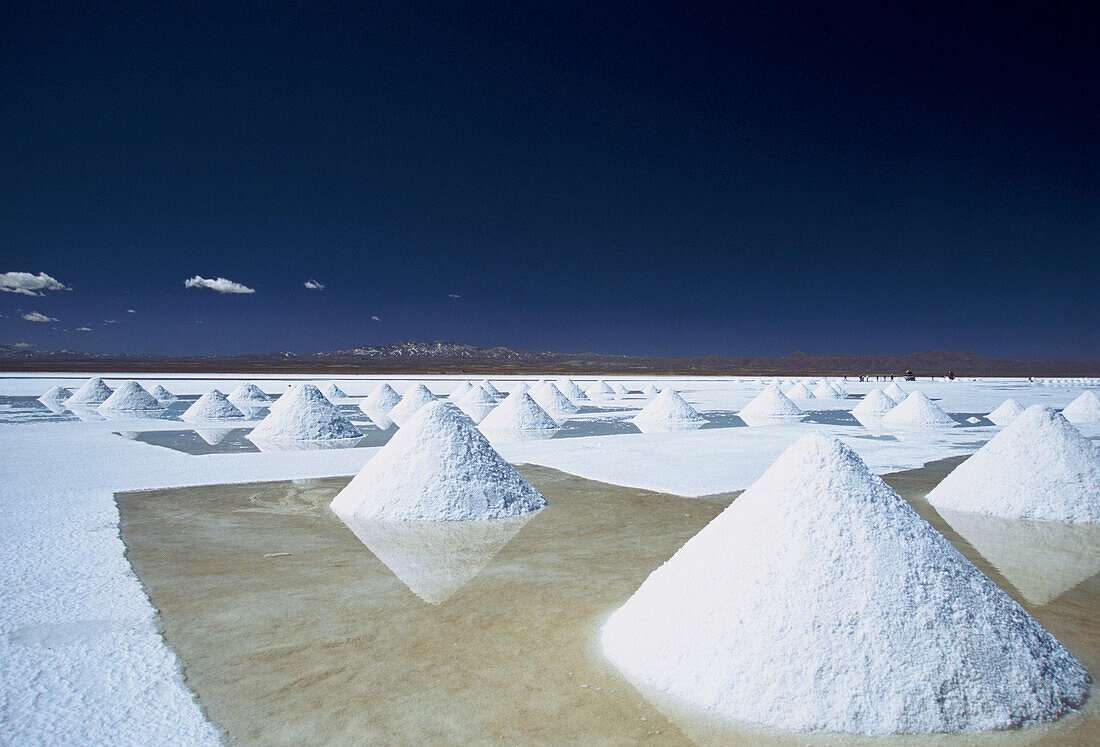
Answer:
[
  {"xmin": 927, "ymin": 405, "xmax": 1100, "ymax": 523},
  {"xmin": 331, "ymin": 401, "xmax": 546, "ymax": 522},
  {"xmin": 602, "ymin": 433, "xmax": 1089, "ymax": 735}
]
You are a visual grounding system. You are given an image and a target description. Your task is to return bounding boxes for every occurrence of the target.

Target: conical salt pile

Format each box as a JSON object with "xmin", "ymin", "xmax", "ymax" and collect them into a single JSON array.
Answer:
[
  {"xmin": 643, "ymin": 384, "xmax": 661, "ymax": 397},
  {"xmin": 510, "ymin": 381, "xmax": 530, "ymax": 396},
  {"xmin": 227, "ymin": 383, "xmax": 271, "ymax": 407},
  {"xmin": 812, "ymin": 380, "xmax": 843, "ymax": 399},
  {"xmin": 602, "ymin": 434, "xmax": 1090, "ymax": 735},
  {"xmin": 611, "ymin": 382, "xmax": 630, "ymax": 395},
  {"xmin": 786, "ymin": 382, "xmax": 815, "ymax": 399},
  {"xmin": 151, "ymin": 384, "xmax": 176, "ymax": 401},
  {"xmin": 881, "ymin": 391, "xmax": 955, "ymax": 427},
  {"xmin": 388, "ymin": 384, "xmax": 437, "ymax": 426},
  {"xmin": 556, "ymin": 378, "xmax": 589, "ymax": 401},
  {"xmin": 479, "ymin": 391, "xmax": 559, "ymax": 435},
  {"xmin": 320, "ymin": 382, "xmax": 349, "ymax": 401},
  {"xmin": 331, "ymin": 401, "xmax": 546, "ymax": 521},
  {"xmin": 927, "ymin": 406, "xmax": 1100, "ymax": 524},
  {"xmin": 182, "ymin": 389, "xmax": 245, "ymax": 421},
  {"xmin": 248, "ymin": 384, "xmax": 362, "ymax": 441},
  {"xmin": 883, "ymin": 381, "xmax": 907, "ymax": 403},
  {"xmin": 479, "ymin": 380, "xmax": 502, "ymax": 397},
  {"xmin": 632, "ymin": 389, "xmax": 705, "ymax": 432},
  {"xmin": 831, "ymin": 380, "xmax": 850, "ymax": 396},
  {"xmin": 530, "ymin": 381, "xmax": 580, "ymax": 418},
  {"xmin": 38, "ymin": 386, "xmax": 71, "ymax": 405},
  {"xmin": 98, "ymin": 381, "xmax": 162, "ymax": 411},
  {"xmin": 987, "ymin": 399, "xmax": 1025, "ymax": 426},
  {"xmin": 739, "ymin": 384, "xmax": 804, "ymax": 421},
  {"xmin": 585, "ymin": 380, "xmax": 616, "ymax": 398},
  {"xmin": 449, "ymin": 381, "xmax": 473, "ymax": 402},
  {"xmin": 851, "ymin": 389, "xmax": 897, "ymax": 418},
  {"xmin": 456, "ymin": 384, "xmax": 497, "ymax": 424},
  {"xmin": 363, "ymin": 382, "xmax": 401, "ymax": 414},
  {"xmin": 65, "ymin": 377, "xmax": 113, "ymax": 406},
  {"xmin": 1062, "ymin": 391, "xmax": 1100, "ymax": 423}
]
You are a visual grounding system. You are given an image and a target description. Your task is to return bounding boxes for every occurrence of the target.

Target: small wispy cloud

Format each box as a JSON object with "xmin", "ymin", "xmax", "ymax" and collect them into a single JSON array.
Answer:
[
  {"xmin": 1, "ymin": 272, "xmax": 70, "ymax": 296},
  {"xmin": 184, "ymin": 276, "xmax": 256, "ymax": 294},
  {"xmin": 127, "ymin": 309, "xmax": 136, "ymax": 313},
  {"xmin": 371, "ymin": 315, "xmax": 381, "ymax": 321},
  {"xmin": 21, "ymin": 311, "xmax": 58, "ymax": 323},
  {"xmin": 448, "ymin": 293, "xmax": 461, "ymax": 299},
  {"xmin": 304, "ymin": 279, "xmax": 325, "ymax": 291},
  {"xmin": 103, "ymin": 319, "xmax": 118, "ymax": 325},
  {"xmin": 13, "ymin": 342, "xmax": 32, "ymax": 348},
  {"xmin": 75, "ymin": 326, "xmax": 93, "ymax": 332}
]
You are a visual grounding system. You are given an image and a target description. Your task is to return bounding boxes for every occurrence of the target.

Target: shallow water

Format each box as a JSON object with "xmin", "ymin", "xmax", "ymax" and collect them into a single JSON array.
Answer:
[{"xmin": 118, "ymin": 459, "xmax": 1100, "ymax": 745}]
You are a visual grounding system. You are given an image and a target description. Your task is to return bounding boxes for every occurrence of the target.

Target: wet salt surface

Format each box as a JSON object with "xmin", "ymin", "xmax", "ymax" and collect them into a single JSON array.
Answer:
[{"xmin": 118, "ymin": 459, "xmax": 1100, "ymax": 745}]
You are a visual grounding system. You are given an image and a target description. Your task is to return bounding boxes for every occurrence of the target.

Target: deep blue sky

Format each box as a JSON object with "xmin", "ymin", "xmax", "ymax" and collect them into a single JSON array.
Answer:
[{"xmin": 2, "ymin": 1, "xmax": 1097, "ymax": 359}]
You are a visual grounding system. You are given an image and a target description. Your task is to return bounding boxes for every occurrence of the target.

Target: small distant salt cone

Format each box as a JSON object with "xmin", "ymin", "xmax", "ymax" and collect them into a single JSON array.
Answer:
[
  {"xmin": 479, "ymin": 391, "xmax": 559, "ymax": 437},
  {"xmin": 363, "ymin": 383, "xmax": 402, "ymax": 415},
  {"xmin": 611, "ymin": 382, "xmax": 630, "ymax": 396},
  {"xmin": 65, "ymin": 377, "xmax": 113, "ymax": 406},
  {"xmin": 529, "ymin": 381, "xmax": 580, "ymax": 418},
  {"xmin": 449, "ymin": 381, "xmax": 473, "ymax": 402},
  {"xmin": 320, "ymin": 382, "xmax": 349, "ymax": 401},
  {"xmin": 927, "ymin": 406, "xmax": 1100, "ymax": 524},
  {"xmin": 510, "ymin": 381, "xmax": 531, "ymax": 396},
  {"xmin": 248, "ymin": 384, "xmax": 361, "ymax": 441},
  {"xmin": 388, "ymin": 384, "xmax": 437, "ymax": 426},
  {"xmin": 182, "ymin": 389, "xmax": 245, "ymax": 421},
  {"xmin": 98, "ymin": 381, "xmax": 162, "ymax": 411},
  {"xmin": 632, "ymin": 389, "xmax": 705, "ymax": 432},
  {"xmin": 602, "ymin": 434, "xmax": 1090, "ymax": 735},
  {"xmin": 456, "ymin": 384, "xmax": 497, "ymax": 424},
  {"xmin": 151, "ymin": 385, "xmax": 176, "ymax": 402},
  {"xmin": 643, "ymin": 384, "xmax": 661, "ymax": 397},
  {"xmin": 987, "ymin": 399, "xmax": 1025, "ymax": 426},
  {"xmin": 556, "ymin": 378, "xmax": 589, "ymax": 402},
  {"xmin": 1061, "ymin": 391, "xmax": 1100, "ymax": 424},
  {"xmin": 478, "ymin": 380, "xmax": 502, "ymax": 397},
  {"xmin": 227, "ymin": 383, "xmax": 271, "ymax": 407},
  {"xmin": 331, "ymin": 401, "xmax": 546, "ymax": 521},
  {"xmin": 38, "ymin": 386, "xmax": 72, "ymax": 406},
  {"xmin": 812, "ymin": 380, "xmax": 843, "ymax": 400},
  {"xmin": 585, "ymin": 380, "xmax": 616, "ymax": 399},
  {"xmin": 883, "ymin": 381, "xmax": 907, "ymax": 403},
  {"xmin": 786, "ymin": 382, "xmax": 815, "ymax": 400},
  {"xmin": 738, "ymin": 384, "xmax": 804, "ymax": 425},
  {"xmin": 851, "ymin": 389, "xmax": 896, "ymax": 418},
  {"xmin": 881, "ymin": 391, "xmax": 956, "ymax": 428}
]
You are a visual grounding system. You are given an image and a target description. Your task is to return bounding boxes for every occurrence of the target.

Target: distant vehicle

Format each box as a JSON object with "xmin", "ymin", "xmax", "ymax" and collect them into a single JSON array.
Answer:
[{"xmin": 904, "ymin": 370, "xmax": 916, "ymax": 382}]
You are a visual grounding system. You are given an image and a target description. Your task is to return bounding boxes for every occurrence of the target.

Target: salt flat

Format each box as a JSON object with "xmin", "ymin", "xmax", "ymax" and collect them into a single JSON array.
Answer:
[{"xmin": 0, "ymin": 373, "xmax": 1096, "ymax": 743}]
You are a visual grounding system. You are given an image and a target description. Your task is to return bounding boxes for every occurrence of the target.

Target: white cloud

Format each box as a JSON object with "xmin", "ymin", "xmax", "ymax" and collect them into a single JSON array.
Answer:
[
  {"xmin": 448, "ymin": 293, "xmax": 461, "ymax": 299},
  {"xmin": 0, "ymin": 272, "xmax": 70, "ymax": 296},
  {"xmin": 103, "ymin": 319, "xmax": 118, "ymax": 325},
  {"xmin": 184, "ymin": 275, "xmax": 256, "ymax": 294},
  {"xmin": 371, "ymin": 315, "xmax": 381, "ymax": 321},
  {"xmin": 304, "ymin": 279, "xmax": 325, "ymax": 290},
  {"xmin": 127, "ymin": 309, "xmax": 136, "ymax": 313},
  {"xmin": 13, "ymin": 342, "xmax": 32, "ymax": 348},
  {"xmin": 21, "ymin": 311, "xmax": 58, "ymax": 323},
  {"xmin": 75, "ymin": 326, "xmax": 93, "ymax": 332}
]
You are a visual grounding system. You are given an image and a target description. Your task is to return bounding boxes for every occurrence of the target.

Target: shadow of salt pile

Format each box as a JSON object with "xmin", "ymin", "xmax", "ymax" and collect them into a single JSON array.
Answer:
[
  {"xmin": 336, "ymin": 511, "xmax": 540, "ymax": 605},
  {"xmin": 935, "ymin": 507, "xmax": 1100, "ymax": 607}
]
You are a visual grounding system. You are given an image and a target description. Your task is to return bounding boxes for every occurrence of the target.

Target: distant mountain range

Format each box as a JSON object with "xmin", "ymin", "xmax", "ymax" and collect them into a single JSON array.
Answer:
[{"xmin": 0, "ymin": 341, "xmax": 1097, "ymax": 376}]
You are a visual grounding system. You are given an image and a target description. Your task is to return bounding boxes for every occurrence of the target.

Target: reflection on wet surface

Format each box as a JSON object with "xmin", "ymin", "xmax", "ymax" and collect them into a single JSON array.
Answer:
[
  {"xmin": 119, "ymin": 428, "xmax": 390, "ymax": 454},
  {"xmin": 118, "ymin": 459, "xmax": 1099, "ymax": 745}
]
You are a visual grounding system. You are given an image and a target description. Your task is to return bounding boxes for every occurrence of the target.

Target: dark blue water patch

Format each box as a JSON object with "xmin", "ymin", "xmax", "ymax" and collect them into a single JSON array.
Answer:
[
  {"xmin": 552, "ymin": 418, "xmax": 641, "ymax": 439},
  {"xmin": 951, "ymin": 413, "xmax": 994, "ymax": 427},
  {"xmin": 698, "ymin": 411, "xmax": 748, "ymax": 429},
  {"xmin": 848, "ymin": 433, "xmax": 900, "ymax": 442},
  {"xmin": 803, "ymin": 410, "xmax": 863, "ymax": 427},
  {"xmin": 0, "ymin": 396, "xmax": 79, "ymax": 423},
  {"xmin": 575, "ymin": 405, "xmax": 632, "ymax": 415},
  {"xmin": 119, "ymin": 425, "xmax": 395, "ymax": 455}
]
